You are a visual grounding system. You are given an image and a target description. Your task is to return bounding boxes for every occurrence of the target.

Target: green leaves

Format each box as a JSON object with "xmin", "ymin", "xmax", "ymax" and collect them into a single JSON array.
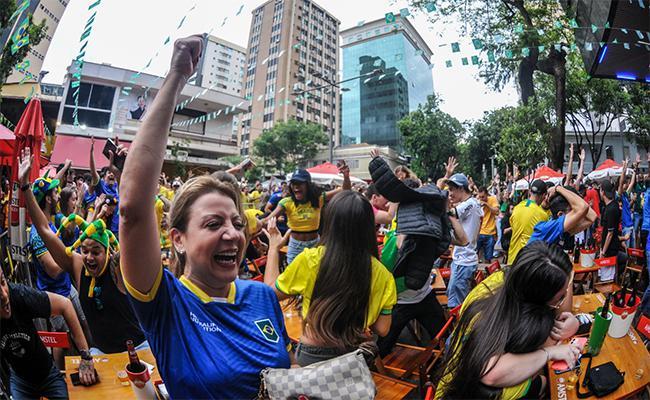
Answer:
[
  {"xmin": 398, "ymin": 95, "xmax": 464, "ymax": 179},
  {"xmin": 252, "ymin": 119, "xmax": 328, "ymax": 174},
  {"xmin": 494, "ymin": 104, "xmax": 550, "ymax": 172}
]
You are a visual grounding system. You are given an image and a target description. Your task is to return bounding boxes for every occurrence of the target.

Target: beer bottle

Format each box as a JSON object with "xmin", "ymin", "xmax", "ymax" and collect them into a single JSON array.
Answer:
[
  {"xmin": 126, "ymin": 340, "xmax": 145, "ymax": 373},
  {"xmin": 601, "ymin": 293, "xmax": 611, "ymax": 318},
  {"xmin": 573, "ymin": 242, "xmax": 581, "ymax": 264},
  {"xmin": 626, "ymin": 272, "xmax": 639, "ymax": 307},
  {"xmin": 614, "ymin": 274, "xmax": 630, "ymax": 308}
]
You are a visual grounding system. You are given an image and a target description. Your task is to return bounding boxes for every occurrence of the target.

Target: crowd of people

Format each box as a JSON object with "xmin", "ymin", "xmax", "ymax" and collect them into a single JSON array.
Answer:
[{"xmin": 1, "ymin": 35, "xmax": 649, "ymax": 400}]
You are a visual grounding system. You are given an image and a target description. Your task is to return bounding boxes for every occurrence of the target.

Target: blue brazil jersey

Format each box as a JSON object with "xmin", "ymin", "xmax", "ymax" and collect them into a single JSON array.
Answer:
[{"xmin": 126, "ymin": 269, "xmax": 291, "ymax": 399}]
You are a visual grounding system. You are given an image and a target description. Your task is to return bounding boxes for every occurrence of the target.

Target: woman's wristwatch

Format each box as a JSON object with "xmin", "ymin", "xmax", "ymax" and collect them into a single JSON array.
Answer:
[
  {"xmin": 20, "ymin": 183, "xmax": 31, "ymax": 192},
  {"xmin": 80, "ymin": 349, "xmax": 93, "ymax": 361}
]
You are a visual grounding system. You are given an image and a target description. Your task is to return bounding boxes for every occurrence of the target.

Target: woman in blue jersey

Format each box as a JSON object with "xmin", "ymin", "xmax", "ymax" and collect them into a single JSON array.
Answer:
[{"xmin": 118, "ymin": 35, "xmax": 291, "ymax": 399}]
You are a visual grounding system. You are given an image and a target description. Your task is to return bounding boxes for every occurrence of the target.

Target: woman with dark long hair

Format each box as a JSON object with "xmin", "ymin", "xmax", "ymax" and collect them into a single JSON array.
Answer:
[
  {"xmin": 263, "ymin": 168, "xmax": 351, "ymax": 264},
  {"xmin": 265, "ymin": 190, "xmax": 397, "ymax": 366},
  {"xmin": 436, "ymin": 241, "xmax": 582, "ymax": 399},
  {"xmin": 56, "ymin": 187, "xmax": 81, "ymax": 247}
]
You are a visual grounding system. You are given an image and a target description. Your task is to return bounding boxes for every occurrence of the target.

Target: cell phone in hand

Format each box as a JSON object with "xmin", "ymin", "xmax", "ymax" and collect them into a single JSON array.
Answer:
[
  {"xmin": 102, "ymin": 138, "xmax": 125, "ymax": 171},
  {"xmin": 70, "ymin": 370, "xmax": 100, "ymax": 386}
]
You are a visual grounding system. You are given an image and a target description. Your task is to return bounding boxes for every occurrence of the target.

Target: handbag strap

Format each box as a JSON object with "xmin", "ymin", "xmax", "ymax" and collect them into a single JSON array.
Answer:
[{"xmin": 576, "ymin": 353, "xmax": 593, "ymax": 399}]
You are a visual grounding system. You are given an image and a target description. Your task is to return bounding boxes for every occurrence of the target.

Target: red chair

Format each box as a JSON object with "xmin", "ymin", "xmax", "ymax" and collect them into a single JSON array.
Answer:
[
  {"xmin": 625, "ymin": 248, "xmax": 644, "ymax": 276},
  {"xmin": 381, "ymin": 305, "xmax": 460, "ymax": 381},
  {"xmin": 474, "ymin": 270, "xmax": 486, "ymax": 286},
  {"xmin": 417, "ymin": 305, "xmax": 462, "ymax": 396},
  {"xmin": 486, "ymin": 260, "xmax": 501, "ymax": 275},
  {"xmin": 38, "ymin": 331, "xmax": 70, "ymax": 349},
  {"xmin": 636, "ymin": 314, "xmax": 650, "ymax": 342},
  {"xmin": 438, "ymin": 268, "xmax": 451, "ymax": 280}
]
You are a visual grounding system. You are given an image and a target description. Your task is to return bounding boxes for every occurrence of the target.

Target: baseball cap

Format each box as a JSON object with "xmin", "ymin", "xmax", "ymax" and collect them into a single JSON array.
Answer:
[
  {"xmin": 290, "ymin": 169, "xmax": 311, "ymax": 183},
  {"xmin": 33, "ymin": 177, "xmax": 60, "ymax": 203},
  {"xmin": 446, "ymin": 173, "xmax": 469, "ymax": 189},
  {"xmin": 530, "ymin": 179, "xmax": 548, "ymax": 195}
]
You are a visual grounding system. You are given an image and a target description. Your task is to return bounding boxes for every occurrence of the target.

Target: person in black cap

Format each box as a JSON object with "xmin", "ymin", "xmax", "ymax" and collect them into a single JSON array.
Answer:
[
  {"xmin": 263, "ymin": 165, "xmax": 351, "ymax": 263},
  {"xmin": 508, "ymin": 179, "xmax": 551, "ymax": 263}
]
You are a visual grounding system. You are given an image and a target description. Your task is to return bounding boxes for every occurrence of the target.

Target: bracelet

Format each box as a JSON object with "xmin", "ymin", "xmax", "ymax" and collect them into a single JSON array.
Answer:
[
  {"xmin": 20, "ymin": 183, "xmax": 30, "ymax": 192},
  {"xmin": 80, "ymin": 350, "xmax": 93, "ymax": 361},
  {"xmin": 541, "ymin": 348, "xmax": 550, "ymax": 362}
]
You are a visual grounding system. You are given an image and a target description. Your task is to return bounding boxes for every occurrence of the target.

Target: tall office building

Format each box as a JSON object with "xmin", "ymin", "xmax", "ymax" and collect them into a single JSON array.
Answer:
[
  {"xmin": 239, "ymin": 0, "xmax": 340, "ymax": 155},
  {"xmin": 197, "ymin": 36, "xmax": 247, "ymax": 97},
  {"xmin": 341, "ymin": 14, "xmax": 433, "ymax": 149},
  {"xmin": 2, "ymin": 0, "xmax": 69, "ymax": 84}
]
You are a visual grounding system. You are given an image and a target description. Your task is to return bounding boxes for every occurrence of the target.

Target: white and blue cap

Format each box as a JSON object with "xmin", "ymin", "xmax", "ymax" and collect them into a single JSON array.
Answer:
[{"xmin": 446, "ymin": 173, "xmax": 469, "ymax": 189}]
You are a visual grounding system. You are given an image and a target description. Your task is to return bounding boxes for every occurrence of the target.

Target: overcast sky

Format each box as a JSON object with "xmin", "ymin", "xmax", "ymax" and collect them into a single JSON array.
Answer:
[{"xmin": 41, "ymin": 0, "xmax": 519, "ymax": 123}]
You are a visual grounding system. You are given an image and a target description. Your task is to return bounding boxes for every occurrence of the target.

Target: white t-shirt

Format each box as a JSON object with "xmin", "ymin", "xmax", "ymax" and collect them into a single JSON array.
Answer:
[{"xmin": 452, "ymin": 196, "xmax": 483, "ymax": 265}]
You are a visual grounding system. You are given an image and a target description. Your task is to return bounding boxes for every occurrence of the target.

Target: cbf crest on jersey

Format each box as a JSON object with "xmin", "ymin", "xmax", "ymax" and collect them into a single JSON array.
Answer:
[{"xmin": 254, "ymin": 319, "xmax": 279, "ymax": 343}]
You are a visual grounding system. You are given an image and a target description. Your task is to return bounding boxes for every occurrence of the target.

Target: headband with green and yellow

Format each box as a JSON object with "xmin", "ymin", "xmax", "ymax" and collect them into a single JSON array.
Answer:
[{"xmin": 56, "ymin": 214, "xmax": 119, "ymax": 297}]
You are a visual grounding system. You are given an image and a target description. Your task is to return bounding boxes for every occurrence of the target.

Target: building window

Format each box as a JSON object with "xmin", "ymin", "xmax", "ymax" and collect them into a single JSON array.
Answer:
[{"xmin": 62, "ymin": 82, "xmax": 115, "ymax": 128}]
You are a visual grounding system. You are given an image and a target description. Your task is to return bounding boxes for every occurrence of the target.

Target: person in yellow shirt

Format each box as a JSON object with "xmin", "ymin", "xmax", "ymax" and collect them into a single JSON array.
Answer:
[
  {"xmin": 264, "ymin": 191, "xmax": 396, "ymax": 366},
  {"xmin": 477, "ymin": 187, "xmax": 500, "ymax": 263},
  {"xmin": 248, "ymin": 181, "xmax": 263, "ymax": 206},
  {"xmin": 263, "ymin": 167, "xmax": 351, "ymax": 264},
  {"xmin": 508, "ymin": 180, "xmax": 551, "ymax": 264},
  {"xmin": 436, "ymin": 242, "xmax": 581, "ymax": 399}
]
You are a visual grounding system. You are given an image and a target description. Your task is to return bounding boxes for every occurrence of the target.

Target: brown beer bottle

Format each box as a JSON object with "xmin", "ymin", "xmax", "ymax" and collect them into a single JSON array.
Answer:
[{"xmin": 126, "ymin": 339, "xmax": 145, "ymax": 373}]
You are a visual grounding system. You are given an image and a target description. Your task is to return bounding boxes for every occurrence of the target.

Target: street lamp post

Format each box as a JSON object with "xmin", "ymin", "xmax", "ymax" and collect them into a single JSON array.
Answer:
[{"xmin": 293, "ymin": 68, "xmax": 382, "ymax": 163}]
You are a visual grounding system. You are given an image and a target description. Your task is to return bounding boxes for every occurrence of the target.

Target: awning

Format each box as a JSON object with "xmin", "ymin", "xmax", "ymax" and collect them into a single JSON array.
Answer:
[{"xmin": 50, "ymin": 135, "xmax": 131, "ymax": 170}]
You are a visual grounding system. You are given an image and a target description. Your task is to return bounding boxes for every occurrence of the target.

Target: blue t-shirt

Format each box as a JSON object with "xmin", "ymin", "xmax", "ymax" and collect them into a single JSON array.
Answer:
[
  {"xmin": 643, "ymin": 188, "xmax": 650, "ymax": 233},
  {"xmin": 528, "ymin": 215, "xmax": 566, "ymax": 246},
  {"xmin": 95, "ymin": 180, "xmax": 119, "ymax": 233},
  {"xmin": 126, "ymin": 270, "xmax": 291, "ymax": 399},
  {"xmin": 29, "ymin": 222, "xmax": 71, "ymax": 297},
  {"xmin": 268, "ymin": 191, "xmax": 283, "ymax": 208},
  {"xmin": 621, "ymin": 192, "xmax": 633, "ymax": 229}
]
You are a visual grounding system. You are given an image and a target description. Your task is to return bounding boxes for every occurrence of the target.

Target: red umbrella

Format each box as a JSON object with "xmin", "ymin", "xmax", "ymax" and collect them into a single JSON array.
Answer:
[
  {"xmin": 307, "ymin": 162, "xmax": 340, "ymax": 174},
  {"xmin": 9, "ymin": 98, "xmax": 45, "ymax": 268}
]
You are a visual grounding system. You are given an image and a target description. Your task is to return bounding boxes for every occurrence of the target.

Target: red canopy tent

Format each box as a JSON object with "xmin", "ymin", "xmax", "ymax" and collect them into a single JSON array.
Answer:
[
  {"xmin": 534, "ymin": 165, "xmax": 564, "ymax": 180},
  {"xmin": 307, "ymin": 162, "xmax": 340, "ymax": 174},
  {"xmin": 9, "ymin": 98, "xmax": 45, "ymax": 271},
  {"xmin": 586, "ymin": 159, "xmax": 633, "ymax": 181}
]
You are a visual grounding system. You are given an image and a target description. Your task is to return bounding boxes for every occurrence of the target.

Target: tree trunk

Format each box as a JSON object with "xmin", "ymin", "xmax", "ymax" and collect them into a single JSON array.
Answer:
[{"xmin": 550, "ymin": 56, "xmax": 567, "ymax": 169}]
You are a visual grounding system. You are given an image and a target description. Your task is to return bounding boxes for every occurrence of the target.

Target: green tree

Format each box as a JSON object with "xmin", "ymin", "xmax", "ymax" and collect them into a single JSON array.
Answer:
[
  {"xmin": 398, "ymin": 95, "xmax": 464, "ymax": 180},
  {"xmin": 407, "ymin": 0, "xmax": 577, "ymax": 168},
  {"xmin": 252, "ymin": 119, "xmax": 328, "ymax": 174},
  {"xmin": 461, "ymin": 109, "xmax": 511, "ymax": 183},
  {"xmin": 0, "ymin": 1, "xmax": 47, "ymax": 101},
  {"xmin": 495, "ymin": 103, "xmax": 550, "ymax": 174},
  {"xmin": 537, "ymin": 53, "xmax": 631, "ymax": 167},
  {"xmin": 624, "ymin": 84, "xmax": 650, "ymax": 153}
]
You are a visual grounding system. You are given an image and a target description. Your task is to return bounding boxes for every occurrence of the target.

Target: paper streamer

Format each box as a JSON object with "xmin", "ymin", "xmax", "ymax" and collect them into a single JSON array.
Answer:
[{"xmin": 71, "ymin": 0, "xmax": 102, "ymax": 127}]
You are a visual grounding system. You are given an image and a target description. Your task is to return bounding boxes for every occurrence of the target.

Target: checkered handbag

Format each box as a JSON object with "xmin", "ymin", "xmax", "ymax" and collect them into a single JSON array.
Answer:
[{"xmin": 258, "ymin": 349, "xmax": 376, "ymax": 400}]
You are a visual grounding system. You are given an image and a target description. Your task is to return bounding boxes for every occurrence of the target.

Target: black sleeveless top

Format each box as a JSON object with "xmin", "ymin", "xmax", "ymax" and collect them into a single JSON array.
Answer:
[{"xmin": 79, "ymin": 260, "xmax": 145, "ymax": 353}]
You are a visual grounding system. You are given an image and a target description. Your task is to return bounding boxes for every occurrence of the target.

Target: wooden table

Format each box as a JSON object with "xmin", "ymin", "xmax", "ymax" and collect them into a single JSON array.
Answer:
[
  {"xmin": 431, "ymin": 268, "xmax": 446, "ymax": 293},
  {"xmin": 548, "ymin": 294, "xmax": 650, "ymax": 400},
  {"xmin": 282, "ymin": 302, "xmax": 416, "ymax": 399},
  {"xmin": 65, "ymin": 349, "xmax": 161, "ymax": 399}
]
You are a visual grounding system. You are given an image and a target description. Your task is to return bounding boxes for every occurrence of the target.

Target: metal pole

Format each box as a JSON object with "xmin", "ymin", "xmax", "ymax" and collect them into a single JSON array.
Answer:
[{"xmin": 329, "ymin": 80, "xmax": 335, "ymax": 163}]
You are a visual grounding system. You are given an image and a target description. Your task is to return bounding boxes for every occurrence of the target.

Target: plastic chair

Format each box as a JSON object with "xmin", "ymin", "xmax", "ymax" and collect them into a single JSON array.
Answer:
[
  {"xmin": 486, "ymin": 260, "xmax": 501, "ymax": 275},
  {"xmin": 381, "ymin": 305, "xmax": 461, "ymax": 382},
  {"xmin": 38, "ymin": 331, "xmax": 70, "ymax": 349},
  {"xmin": 625, "ymin": 248, "xmax": 644, "ymax": 276}
]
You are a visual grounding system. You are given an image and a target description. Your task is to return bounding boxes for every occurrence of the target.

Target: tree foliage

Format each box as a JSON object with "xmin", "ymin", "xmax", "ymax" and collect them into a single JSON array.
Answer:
[
  {"xmin": 0, "ymin": 1, "xmax": 47, "ymax": 101},
  {"xmin": 624, "ymin": 84, "xmax": 650, "ymax": 152},
  {"xmin": 252, "ymin": 119, "xmax": 328, "ymax": 174},
  {"xmin": 495, "ymin": 103, "xmax": 550, "ymax": 173},
  {"xmin": 537, "ymin": 53, "xmax": 631, "ymax": 166},
  {"xmin": 398, "ymin": 95, "xmax": 464, "ymax": 180},
  {"xmin": 460, "ymin": 109, "xmax": 511, "ymax": 183},
  {"xmin": 406, "ymin": 0, "xmax": 576, "ymax": 167}
]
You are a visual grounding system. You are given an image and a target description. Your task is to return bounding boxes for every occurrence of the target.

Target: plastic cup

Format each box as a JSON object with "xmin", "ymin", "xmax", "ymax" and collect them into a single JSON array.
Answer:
[{"xmin": 125, "ymin": 362, "xmax": 156, "ymax": 400}]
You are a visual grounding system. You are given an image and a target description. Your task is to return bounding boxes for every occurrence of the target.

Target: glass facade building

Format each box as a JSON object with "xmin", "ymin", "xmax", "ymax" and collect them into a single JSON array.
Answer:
[{"xmin": 341, "ymin": 17, "xmax": 433, "ymax": 149}]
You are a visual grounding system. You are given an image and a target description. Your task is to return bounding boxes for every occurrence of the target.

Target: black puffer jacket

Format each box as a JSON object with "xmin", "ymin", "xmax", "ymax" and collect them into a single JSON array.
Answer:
[{"xmin": 369, "ymin": 156, "xmax": 452, "ymax": 289}]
